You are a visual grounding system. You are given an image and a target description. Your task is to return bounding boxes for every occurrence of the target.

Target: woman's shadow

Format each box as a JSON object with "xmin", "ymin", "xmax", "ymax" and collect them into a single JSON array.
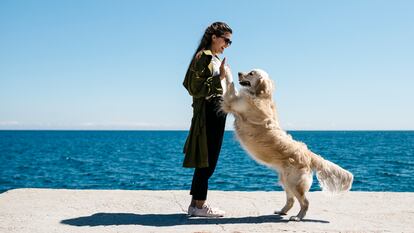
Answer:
[{"xmin": 60, "ymin": 213, "xmax": 329, "ymax": 227}]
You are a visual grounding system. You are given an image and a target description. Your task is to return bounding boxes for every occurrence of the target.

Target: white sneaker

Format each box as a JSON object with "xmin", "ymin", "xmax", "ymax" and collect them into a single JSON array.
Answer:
[
  {"xmin": 187, "ymin": 205, "xmax": 195, "ymax": 216},
  {"xmin": 190, "ymin": 203, "xmax": 225, "ymax": 217}
]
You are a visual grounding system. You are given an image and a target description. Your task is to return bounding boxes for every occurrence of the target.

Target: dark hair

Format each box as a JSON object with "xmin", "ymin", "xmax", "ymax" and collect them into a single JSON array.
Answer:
[
  {"xmin": 185, "ymin": 22, "xmax": 232, "ymax": 80},
  {"xmin": 193, "ymin": 22, "xmax": 233, "ymax": 57}
]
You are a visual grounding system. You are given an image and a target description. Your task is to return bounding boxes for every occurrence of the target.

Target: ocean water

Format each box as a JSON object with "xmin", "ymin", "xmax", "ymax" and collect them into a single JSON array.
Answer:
[{"xmin": 0, "ymin": 130, "xmax": 413, "ymax": 193}]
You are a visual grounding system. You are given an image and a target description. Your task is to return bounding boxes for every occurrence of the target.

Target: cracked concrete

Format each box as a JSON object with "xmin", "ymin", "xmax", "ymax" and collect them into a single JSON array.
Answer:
[{"xmin": 1, "ymin": 189, "xmax": 413, "ymax": 233}]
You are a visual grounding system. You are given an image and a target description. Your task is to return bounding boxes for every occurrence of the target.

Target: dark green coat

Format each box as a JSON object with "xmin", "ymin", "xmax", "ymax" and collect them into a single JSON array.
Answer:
[{"xmin": 182, "ymin": 50, "xmax": 223, "ymax": 168}]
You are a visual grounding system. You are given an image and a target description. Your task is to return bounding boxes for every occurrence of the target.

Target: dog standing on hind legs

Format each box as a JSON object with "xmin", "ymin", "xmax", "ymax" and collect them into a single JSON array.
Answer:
[{"xmin": 221, "ymin": 69, "xmax": 354, "ymax": 221}]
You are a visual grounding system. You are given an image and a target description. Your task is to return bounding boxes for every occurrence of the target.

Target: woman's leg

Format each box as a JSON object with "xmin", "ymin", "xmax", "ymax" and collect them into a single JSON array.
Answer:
[{"xmin": 190, "ymin": 98, "xmax": 227, "ymax": 205}]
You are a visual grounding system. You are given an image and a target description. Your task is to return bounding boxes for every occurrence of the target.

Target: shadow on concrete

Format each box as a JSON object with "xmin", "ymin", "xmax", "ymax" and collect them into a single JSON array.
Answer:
[{"xmin": 61, "ymin": 213, "xmax": 329, "ymax": 227}]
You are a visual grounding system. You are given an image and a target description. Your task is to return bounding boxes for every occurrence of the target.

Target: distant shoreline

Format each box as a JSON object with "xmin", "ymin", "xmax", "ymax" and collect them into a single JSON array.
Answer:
[{"xmin": 1, "ymin": 129, "xmax": 414, "ymax": 132}]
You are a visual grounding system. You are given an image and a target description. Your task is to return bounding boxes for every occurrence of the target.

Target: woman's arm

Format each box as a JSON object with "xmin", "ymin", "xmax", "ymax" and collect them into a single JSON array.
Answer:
[{"xmin": 184, "ymin": 54, "xmax": 223, "ymax": 98}]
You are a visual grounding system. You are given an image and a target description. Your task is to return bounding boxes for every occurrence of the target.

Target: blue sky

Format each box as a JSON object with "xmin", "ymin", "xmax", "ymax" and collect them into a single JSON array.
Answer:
[{"xmin": 1, "ymin": 0, "xmax": 413, "ymax": 130}]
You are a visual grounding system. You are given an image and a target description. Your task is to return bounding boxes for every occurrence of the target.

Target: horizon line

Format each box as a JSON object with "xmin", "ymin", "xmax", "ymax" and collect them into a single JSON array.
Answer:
[{"xmin": 1, "ymin": 129, "xmax": 413, "ymax": 132}]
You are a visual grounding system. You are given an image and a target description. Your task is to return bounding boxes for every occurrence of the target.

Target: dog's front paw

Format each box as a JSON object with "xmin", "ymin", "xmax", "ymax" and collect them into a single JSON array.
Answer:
[{"xmin": 289, "ymin": 216, "xmax": 302, "ymax": 222}]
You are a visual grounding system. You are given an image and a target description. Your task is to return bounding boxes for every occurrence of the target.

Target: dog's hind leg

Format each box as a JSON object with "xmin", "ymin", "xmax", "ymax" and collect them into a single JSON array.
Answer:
[
  {"xmin": 289, "ymin": 177, "xmax": 311, "ymax": 221},
  {"xmin": 274, "ymin": 173, "xmax": 295, "ymax": 215},
  {"xmin": 274, "ymin": 188, "xmax": 294, "ymax": 215},
  {"xmin": 290, "ymin": 192, "xmax": 309, "ymax": 221}
]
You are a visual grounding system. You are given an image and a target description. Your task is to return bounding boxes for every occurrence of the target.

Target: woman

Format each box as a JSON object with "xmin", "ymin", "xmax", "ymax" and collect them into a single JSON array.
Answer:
[{"xmin": 182, "ymin": 22, "xmax": 233, "ymax": 217}]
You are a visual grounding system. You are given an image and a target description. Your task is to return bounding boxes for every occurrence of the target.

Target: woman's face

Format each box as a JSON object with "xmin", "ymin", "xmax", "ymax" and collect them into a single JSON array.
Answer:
[{"xmin": 211, "ymin": 32, "xmax": 232, "ymax": 55}]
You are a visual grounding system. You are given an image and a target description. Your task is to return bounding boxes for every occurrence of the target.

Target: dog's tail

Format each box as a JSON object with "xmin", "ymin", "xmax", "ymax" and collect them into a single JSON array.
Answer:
[{"xmin": 309, "ymin": 152, "xmax": 353, "ymax": 193}]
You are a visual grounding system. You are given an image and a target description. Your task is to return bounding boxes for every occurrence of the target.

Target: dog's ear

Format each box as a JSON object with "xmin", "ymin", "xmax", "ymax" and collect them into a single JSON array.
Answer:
[{"xmin": 255, "ymin": 78, "xmax": 273, "ymax": 97}]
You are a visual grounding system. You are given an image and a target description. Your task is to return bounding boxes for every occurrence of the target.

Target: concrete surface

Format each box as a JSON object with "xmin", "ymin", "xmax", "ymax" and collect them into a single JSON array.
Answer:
[{"xmin": 1, "ymin": 188, "xmax": 413, "ymax": 233}]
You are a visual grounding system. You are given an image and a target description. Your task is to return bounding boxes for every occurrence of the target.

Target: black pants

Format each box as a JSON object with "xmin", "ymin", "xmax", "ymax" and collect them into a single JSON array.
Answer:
[{"xmin": 190, "ymin": 97, "xmax": 227, "ymax": 200}]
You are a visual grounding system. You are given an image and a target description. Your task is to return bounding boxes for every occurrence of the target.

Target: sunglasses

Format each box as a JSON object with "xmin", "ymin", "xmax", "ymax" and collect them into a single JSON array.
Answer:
[{"xmin": 220, "ymin": 36, "xmax": 232, "ymax": 46}]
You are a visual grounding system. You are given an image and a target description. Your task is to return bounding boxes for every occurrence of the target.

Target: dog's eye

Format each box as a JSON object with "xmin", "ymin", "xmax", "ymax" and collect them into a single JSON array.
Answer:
[{"xmin": 249, "ymin": 71, "xmax": 254, "ymax": 75}]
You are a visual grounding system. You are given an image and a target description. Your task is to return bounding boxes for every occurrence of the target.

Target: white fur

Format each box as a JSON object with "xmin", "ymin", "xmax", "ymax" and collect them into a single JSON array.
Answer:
[{"xmin": 221, "ymin": 69, "xmax": 353, "ymax": 221}]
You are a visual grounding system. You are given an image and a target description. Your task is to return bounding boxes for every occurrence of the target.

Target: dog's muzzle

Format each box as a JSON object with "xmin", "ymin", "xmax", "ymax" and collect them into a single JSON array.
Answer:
[{"xmin": 239, "ymin": 81, "xmax": 251, "ymax": 87}]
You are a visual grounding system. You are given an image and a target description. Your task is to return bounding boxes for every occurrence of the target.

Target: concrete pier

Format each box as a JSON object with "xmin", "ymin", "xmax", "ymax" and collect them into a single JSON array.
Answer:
[{"xmin": 1, "ymin": 188, "xmax": 413, "ymax": 232}]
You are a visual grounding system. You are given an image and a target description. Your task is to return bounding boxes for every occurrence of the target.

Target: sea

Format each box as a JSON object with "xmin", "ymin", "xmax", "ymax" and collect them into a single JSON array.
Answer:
[{"xmin": 0, "ymin": 130, "xmax": 413, "ymax": 193}]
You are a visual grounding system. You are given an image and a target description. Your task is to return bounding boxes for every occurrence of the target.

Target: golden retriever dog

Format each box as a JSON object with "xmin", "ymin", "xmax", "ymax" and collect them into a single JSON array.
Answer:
[{"xmin": 221, "ymin": 69, "xmax": 353, "ymax": 221}]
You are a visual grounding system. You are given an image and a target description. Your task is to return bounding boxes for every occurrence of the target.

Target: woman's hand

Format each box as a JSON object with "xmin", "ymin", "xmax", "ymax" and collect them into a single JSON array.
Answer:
[{"xmin": 219, "ymin": 57, "xmax": 227, "ymax": 80}]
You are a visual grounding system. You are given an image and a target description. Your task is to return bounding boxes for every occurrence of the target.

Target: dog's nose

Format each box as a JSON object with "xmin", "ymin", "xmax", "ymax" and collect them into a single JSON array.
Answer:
[{"xmin": 238, "ymin": 72, "xmax": 243, "ymax": 81}]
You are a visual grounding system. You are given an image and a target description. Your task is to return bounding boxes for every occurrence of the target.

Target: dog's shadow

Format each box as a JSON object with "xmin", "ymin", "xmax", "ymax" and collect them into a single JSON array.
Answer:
[{"xmin": 60, "ymin": 212, "xmax": 329, "ymax": 227}]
